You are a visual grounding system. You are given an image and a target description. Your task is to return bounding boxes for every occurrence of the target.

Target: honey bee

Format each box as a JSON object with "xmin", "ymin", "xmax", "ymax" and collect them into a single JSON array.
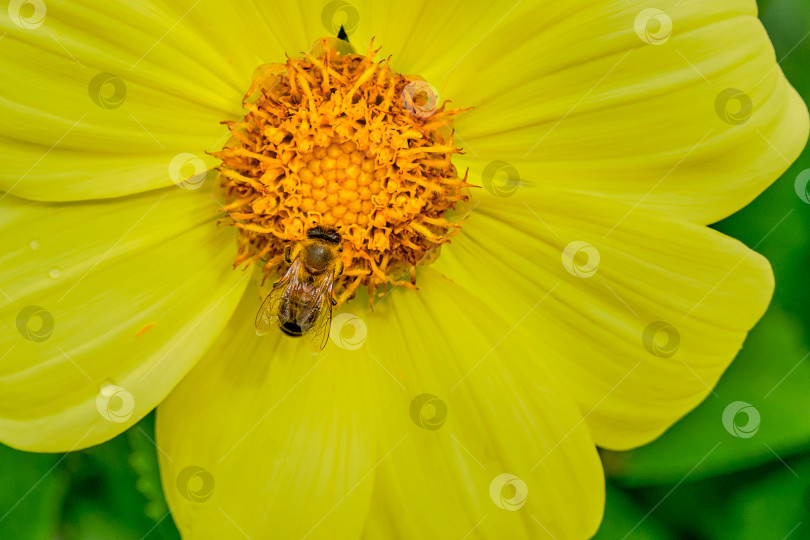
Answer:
[{"xmin": 255, "ymin": 226, "xmax": 344, "ymax": 350}]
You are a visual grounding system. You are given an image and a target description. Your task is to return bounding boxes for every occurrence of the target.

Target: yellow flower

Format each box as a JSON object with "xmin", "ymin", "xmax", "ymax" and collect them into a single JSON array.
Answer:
[{"xmin": 0, "ymin": 0, "xmax": 806, "ymax": 538}]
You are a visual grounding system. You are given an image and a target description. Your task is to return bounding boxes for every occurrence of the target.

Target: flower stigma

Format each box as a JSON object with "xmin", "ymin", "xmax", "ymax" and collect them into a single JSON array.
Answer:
[{"xmin": 215, "ymin": 38, "xmax": 472, "ymax": 306}]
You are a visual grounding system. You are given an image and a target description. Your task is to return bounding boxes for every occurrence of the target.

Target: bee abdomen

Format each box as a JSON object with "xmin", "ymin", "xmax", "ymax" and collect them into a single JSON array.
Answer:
[{"xmin": 280, "ymin": 321, "xmax": 305, "ymax": 337}]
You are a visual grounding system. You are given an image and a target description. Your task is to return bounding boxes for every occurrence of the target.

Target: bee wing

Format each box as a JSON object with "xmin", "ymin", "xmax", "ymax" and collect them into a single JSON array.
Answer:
[
  {"xmin": 255, "ymin": 260, "xmax": 299, "ymax": 336},
  {"xmin": 255, "ymin": 287, "xmax": 283, "ymax": 336},
  {"xmin": 307, "ymin": 271, "xmax": 336, "ymax": 352}
]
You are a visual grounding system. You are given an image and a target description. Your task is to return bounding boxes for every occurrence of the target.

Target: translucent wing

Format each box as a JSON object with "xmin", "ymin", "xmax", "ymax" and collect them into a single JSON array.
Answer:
[
  {"xmin": 255, "ymin": 260, "xmax": 299, "ymax": 336},
  {"xmin": 307, "ymin": 271, "xmax": 336, "ymax": 352}
]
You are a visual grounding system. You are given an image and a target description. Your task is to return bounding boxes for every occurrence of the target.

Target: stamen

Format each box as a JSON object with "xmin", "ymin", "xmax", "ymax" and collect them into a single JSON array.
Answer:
[{"xmin": 215, "ymin": 38, "xmax": 472, "ymax": 306}]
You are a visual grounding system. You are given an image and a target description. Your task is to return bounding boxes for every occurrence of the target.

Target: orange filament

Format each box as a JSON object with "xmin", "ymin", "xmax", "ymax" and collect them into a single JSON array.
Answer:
[{"xmin": 215, "ymin": 39, "xmax": 472, "ymax": 306}]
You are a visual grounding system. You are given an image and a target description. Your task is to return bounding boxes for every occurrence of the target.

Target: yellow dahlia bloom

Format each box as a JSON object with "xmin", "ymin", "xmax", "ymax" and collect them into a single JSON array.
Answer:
[{"xmin": 1, "ymin": 0, "xmax": 807, "ymax": 538}]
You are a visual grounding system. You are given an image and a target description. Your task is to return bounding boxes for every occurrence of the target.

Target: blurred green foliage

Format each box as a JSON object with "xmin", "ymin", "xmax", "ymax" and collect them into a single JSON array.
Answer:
[
  {"xmin": 0, "ymin": 414, "xmax": 180, "ymax": 539},
  {"xmin": 1, "ymin": 1, "xmax": 808, "ymax": 539}
]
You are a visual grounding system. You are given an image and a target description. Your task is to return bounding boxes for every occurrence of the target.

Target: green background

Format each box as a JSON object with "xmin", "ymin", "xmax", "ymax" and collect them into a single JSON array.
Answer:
[{"xmin": 2, "ymin": 1, "xmax": 810, "ymax": 538}]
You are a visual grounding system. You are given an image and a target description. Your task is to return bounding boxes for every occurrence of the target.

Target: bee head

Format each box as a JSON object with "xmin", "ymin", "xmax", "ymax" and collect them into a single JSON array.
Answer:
[{"xmin": 306, "ymin": 225, "xmax": 342, "ymax": 245}]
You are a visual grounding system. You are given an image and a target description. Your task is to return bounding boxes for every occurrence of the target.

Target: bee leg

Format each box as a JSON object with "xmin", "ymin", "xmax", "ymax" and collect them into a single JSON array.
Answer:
[
  {"xmin": 284, "ymin": 245, "xmax": 292, "ymax": 264},
  {"xmin": 330, "ymin": 261, "xmax": 343, "ymax": 307}
]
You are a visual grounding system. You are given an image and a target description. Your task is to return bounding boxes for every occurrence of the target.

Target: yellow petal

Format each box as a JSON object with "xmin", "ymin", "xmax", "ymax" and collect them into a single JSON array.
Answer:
[
  {"xmin": 433, "ymin": 193, "xmax": 774, "ymax": 450},
  {"xmin": 157, "ymin": 269, "xmax": 604, "ymax": 539},
  {"xmin": 0, "ymin": 188, "xmax": 248, "ymax": 450},
  {"xmin": 0, "ymin": 0, "xmax": 324, "ymax": 200},
  {"xmin": 156, "ymin": 289, "xmax": 379, "ymax": 539},
  {"xmin": 425, "ymin": 1, "xmax": 808, "ymax": 224},
  {"xmin": 363, "ymin": 270, "xmax": 604, "ymax": 539},
  {"xmin": 346, "ymin": 1, "xmax": 532, "ymax": 79},
  {"xmin": 1, "ymin": 0, "xmax": 453, "ymax": 202},
  {"xmin": 0, "ymin": 2, "xmax": 242, "ymax": 200}
]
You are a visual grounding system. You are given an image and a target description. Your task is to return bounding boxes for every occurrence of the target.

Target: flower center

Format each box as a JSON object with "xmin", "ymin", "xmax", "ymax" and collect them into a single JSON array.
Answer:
[{"xmin": 216, "ymin": 38, "xmax": 471, "ymax": 306}]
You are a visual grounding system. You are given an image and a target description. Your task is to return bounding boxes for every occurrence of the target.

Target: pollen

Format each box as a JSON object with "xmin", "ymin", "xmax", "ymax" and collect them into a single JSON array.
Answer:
[{"xmin": 215, "ymin": 38, "xmax": 472, "ymax": 306}]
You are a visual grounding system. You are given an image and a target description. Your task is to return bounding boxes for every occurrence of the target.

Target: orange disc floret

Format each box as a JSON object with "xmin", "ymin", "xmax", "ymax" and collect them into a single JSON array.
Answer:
[{"xmin": 215, "ymin": 38, "xmax": 472, "ymax": 306}]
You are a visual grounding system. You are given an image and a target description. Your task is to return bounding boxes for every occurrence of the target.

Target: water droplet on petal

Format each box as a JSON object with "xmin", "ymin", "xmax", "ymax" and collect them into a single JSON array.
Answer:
[
  {"xmin": 48, "ymin": 268, "xmax": 61, "ymax": 279},
  {"xmin": 29, "ymin": 239, "xmax": 39, "ymax": 250},
  {"xmin": 99, "ymin": 379, "xmax": 116, "ymax": 396}
]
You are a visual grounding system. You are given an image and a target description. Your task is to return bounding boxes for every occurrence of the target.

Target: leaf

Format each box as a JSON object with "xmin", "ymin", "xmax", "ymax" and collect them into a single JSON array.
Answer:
[
  {"xmin": 0, "ymin": 444, "xmax": 67, "ymax": 540},
  {"xmin": 714, "ymin": 455, "xmax": 810, "ymax": 540},
  {"xmin": 629, "ymin": 453, "xmax": 810, "ymax": 540},
  {"xmin": 60, "ymin": 430, "xmax": 164, "ymax": 539},
  {"xmin": 593, "ymin": 483, "xmax": 674, "ymax": 540},
  {"xmin": 128, "ymin": 414, "xmax": 180, "ymax": 539}
]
